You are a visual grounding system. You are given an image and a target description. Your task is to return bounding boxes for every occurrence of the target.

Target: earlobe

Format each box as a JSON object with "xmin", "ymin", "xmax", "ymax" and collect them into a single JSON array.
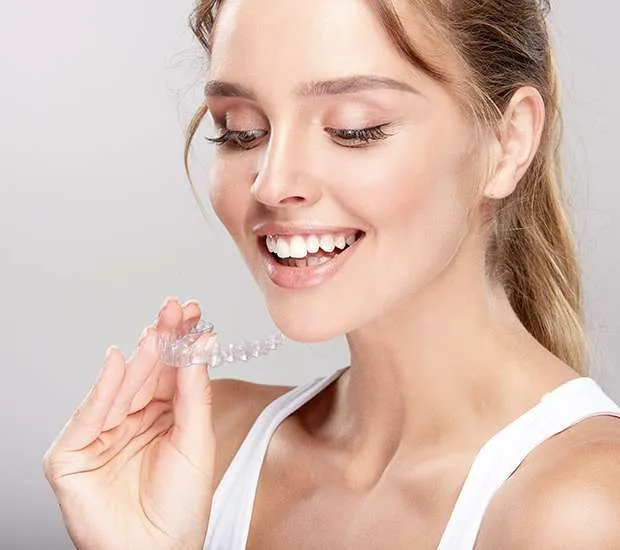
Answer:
[{"xmin": 483, "ymin": 86, "xmax": 545, "ymax": 200}]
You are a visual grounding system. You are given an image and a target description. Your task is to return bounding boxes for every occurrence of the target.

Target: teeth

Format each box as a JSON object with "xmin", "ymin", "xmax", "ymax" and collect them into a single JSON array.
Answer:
[
  {"xmin": 319, "ymin": 235, "xmax": 335, "ymax": 253},
  {"xmin": 306, "ymin": 235, "xmax": 320, "ymax": 254},
  {"xmin": 281, "ymin": 256, "xmax": 332, "ymax": 267},
  {"xmin": 306, "ymin": 256, "xmax": 326, "ymax": 266},
  {"xmin": 265, "ymin": 231, "xmax": 361, "ymax": 259},
  {"xmin": 334, "ymin": 235, "xmax": 346, "ymax": 250},
  {"xmin": 275, "ymin": 238, "xmax": 290, "ymax": 259},
  {"xmin": 289, "ymin": 235, "xmax": 307, "ymax": 259}
]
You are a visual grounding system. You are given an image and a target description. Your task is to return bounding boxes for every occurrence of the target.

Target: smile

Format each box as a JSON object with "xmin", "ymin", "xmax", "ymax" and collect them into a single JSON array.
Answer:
[
  {"xmin": 258, "ymin": 230, "xmax": 365, "ymax": 288},
  {"xmin": 266, "ymin": 231, "xmax": 362, "ymax": 266}
]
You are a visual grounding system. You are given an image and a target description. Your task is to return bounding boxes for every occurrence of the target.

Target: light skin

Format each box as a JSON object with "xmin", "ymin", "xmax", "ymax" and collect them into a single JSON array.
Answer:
[
  {"xmin": 206, "ymin": 0, "xmax": 620, "ymax": 547},
  {"xmin": 206, "ymin": 0, "xmax": 566, "ymax": 489},
  {"xmin": 44, "ymin": 0, "xmax": 620, "ymax": 548}
]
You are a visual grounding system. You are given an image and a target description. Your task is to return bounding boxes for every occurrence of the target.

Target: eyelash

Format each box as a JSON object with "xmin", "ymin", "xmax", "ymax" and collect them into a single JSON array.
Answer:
[{"xmin": 205, "ymin": 123, "xmax": 393, "ymax": 151}]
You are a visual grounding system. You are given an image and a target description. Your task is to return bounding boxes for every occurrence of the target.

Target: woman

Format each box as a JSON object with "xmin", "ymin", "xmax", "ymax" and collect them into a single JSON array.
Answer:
[{"xmin": 44, "ymin": 0, "xmax": 620, "ymax": 548}]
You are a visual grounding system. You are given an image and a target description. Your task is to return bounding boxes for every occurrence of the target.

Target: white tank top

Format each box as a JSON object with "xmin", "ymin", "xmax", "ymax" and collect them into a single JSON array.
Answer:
[{"xmin": 204, "ymin": 369, "xmax": 620, "ymax": 549}]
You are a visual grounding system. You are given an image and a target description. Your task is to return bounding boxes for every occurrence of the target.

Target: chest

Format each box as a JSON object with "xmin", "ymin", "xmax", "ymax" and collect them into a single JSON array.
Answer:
[{"xmin": 245, "ymin": 448, "xmax": 476, "ymax": 550}]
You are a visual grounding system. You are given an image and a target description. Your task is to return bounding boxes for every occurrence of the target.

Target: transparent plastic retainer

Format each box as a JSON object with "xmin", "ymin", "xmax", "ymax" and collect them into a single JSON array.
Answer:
[{"xmin": 157, "ymin": 320, "xmax": 285, "ymax": 369}]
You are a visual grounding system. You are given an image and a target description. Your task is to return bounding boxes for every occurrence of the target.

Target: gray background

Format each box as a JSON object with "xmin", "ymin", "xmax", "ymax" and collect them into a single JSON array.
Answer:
[{"xmin": 1, "ymin": 1, "xmax": 618, "ymax": 548}]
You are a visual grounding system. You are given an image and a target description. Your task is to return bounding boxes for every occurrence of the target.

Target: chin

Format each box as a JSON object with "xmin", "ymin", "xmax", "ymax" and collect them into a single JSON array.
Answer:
[{"xmin": 266, "ymin": 304, "xmax": 349, "ymax": 343}]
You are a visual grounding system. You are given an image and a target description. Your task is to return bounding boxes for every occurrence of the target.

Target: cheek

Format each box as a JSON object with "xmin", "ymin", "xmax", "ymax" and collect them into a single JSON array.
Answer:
[
  {"xmin": 208, "ymin": 158, "xmax": 250, "ymax": 239},
  {"xmin": 326, "ymin": 126, "xmax": 475, "ymax": 308},
  {"xmin": 331, "ymin": 132, "xmax": 472, "ymax": 247}
]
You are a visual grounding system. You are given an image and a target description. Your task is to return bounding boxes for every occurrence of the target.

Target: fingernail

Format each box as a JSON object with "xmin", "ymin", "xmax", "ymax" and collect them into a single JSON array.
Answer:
[
  {"xmin": 105, "ymin": 346, "xmax": 116, "ymax": 360},
  {"xmin": 182, "ymin": 298, "xmax": 200, "ymax": 308},
  {"xmin": 158, "ymin": 296, "xmax": 179, "ymax": 315},
  {"xmin": 99, "ymin": 347, "xmax": 117, "ymax": 381}
]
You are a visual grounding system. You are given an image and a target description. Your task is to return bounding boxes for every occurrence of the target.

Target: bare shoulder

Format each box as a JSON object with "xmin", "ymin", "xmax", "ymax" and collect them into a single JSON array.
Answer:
[
  {"xmin": 477, "ymin": 415, "xmax": 620, "ymax": 549},
  {"xmin": 209, "ymin": 377, "xmax": 293, "ymax": 488}
]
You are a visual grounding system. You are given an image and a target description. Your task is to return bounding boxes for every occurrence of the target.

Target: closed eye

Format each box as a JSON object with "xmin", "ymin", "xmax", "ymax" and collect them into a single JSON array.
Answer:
[
  {"xmin": 205, "ymin": 129, "xmax": 268, "ymax": 151},
  {"xmin": 205, "ymin": 123, "xmax": 394, "ymax": 151},
  {"xmin": 324, "ymin": 123, "xmax": 393, "ymax": 147}
]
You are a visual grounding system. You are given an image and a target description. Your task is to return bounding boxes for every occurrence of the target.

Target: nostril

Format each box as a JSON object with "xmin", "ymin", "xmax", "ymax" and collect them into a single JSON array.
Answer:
[{"xmin": 280, "ymin": 196, "xmax": 305, "ymax": 205}]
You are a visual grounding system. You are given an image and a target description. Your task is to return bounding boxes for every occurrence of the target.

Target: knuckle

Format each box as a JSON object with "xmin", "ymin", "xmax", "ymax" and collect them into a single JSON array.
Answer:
[
  {"xmin": 42, "ymin": 448, "xmax": 61, "ymax": 484},
  {"xmin": 41, "ymin": 450, "xmax": 52, "ymax": 476}
]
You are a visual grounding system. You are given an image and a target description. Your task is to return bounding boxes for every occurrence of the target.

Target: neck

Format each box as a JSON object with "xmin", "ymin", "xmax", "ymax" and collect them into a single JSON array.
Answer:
[{"xmin": 324, "ymin": 232, "xmax": 574, "ymax": 490}]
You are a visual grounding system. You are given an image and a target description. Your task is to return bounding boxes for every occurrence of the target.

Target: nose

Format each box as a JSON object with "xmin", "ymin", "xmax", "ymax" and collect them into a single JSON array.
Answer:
[{"xmin": 250, "ymin": 127, "xmax": 322, "ymax": 209}]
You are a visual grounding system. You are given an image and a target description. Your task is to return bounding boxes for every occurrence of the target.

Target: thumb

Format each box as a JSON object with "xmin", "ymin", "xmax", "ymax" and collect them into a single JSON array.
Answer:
[{"xmin": 172, "ymin": 333, "xmax": 218, "ymax": 467}]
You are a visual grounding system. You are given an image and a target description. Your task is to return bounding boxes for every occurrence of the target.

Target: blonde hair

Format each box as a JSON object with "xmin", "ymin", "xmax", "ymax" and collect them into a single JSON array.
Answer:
[{"xmin": 184, "ymin": 0, "xmax": 588, "ymax": 374}]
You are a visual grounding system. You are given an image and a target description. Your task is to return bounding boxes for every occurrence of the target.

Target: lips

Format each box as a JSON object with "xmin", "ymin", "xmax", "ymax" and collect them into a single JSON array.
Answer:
[
  {"xmin": 257, "ymin": 231, "xmax": 365, "ymax": 289},
  {"xmin": 252, "ymin": 221, "xmax": 363, "ymax": 238}
]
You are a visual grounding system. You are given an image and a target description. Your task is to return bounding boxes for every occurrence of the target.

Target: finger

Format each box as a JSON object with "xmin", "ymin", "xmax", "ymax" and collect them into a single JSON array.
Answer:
[
  {"xmin": 133, "ymin": 298, "xmax": 183, "ymax": 409},
  {"xmin": 136, "ymin": 323, "xmax": 154, "ymax": 347},
  {"xmin": 109, "ymin": 402, "xmax": 174, "ymax": 465},
  {"xmin": 150, "ymin": 298, "xmax": 202, "ymax": 403},
  {"xmin": 138, "ymin": 299, "xmax": 184, "ymax": 405},
  {"xmin": 180, "ymin": 299, "xmax": 201, "ymax": 334},
  {"xmin": 127, "ymin": 324, "xmax": 162, "ymax": 414},
  {"xmin": 156, "ymin": 295, "xmax": 179, "ymax": 322},
  {"xmin": 170, "ymin": 333, "xmax": 218, "ymax": 469},
  {"xmin": 156, "ymin": 297, "xmax": 184, "ymax": 336},
  {"xmin": 101, "ymin": 330, "xmax": 160, "ymax": 431},
  {"xmin": 54, "ymin": 347, "xmax": 125, "ymax": 452},
  {"xmin": 156, "ymin": 297, "xmax": 201, "ymax": 334},
  {"xmin": 92, "ymin": 401, "xmax": 172, "ymax": 463},
  {"xmin": 127, "ymin": 357, "xmax": 164, "ymax": 414},
  {"xmin": 130, "ymin": 300, "xmax": 202, "ymax": 411},
  {"xmin": 52, "ymin": 401, "xmax": 173, "ymax": 477}
]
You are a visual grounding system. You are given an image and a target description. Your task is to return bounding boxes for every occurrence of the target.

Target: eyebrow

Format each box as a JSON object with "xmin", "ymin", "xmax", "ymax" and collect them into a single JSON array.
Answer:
[{"xmin": 203, "ymin": 75, "xmax": 421, "ymax": 100}]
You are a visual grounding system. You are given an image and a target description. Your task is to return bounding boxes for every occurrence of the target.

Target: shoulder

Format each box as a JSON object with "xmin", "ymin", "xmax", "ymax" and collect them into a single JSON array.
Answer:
[
  {"xmin": 209, "ymin": 377, "xmax": 293, "ymax": 487},
  {"xmin": 477, "ymin": 415, "xmax": 620, "ymax": 549}
]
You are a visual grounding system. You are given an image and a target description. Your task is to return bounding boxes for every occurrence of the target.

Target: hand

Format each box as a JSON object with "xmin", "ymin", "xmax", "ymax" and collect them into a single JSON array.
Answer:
[{"xmin": 43, "ymin": 298, "xmax": 217, "ymax": 550}]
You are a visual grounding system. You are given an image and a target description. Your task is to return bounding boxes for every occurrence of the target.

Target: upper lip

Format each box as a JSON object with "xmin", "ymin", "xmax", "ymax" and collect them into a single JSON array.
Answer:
[{"xmin": 252, "ymin": 222, "xmax": 364, "ymax": 237}]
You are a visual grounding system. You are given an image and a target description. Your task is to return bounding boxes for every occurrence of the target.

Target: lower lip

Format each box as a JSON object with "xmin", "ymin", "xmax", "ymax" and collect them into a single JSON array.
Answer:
[{"xmin": 259, "ymin": 234, "xmax": 364, "ymax": 289}]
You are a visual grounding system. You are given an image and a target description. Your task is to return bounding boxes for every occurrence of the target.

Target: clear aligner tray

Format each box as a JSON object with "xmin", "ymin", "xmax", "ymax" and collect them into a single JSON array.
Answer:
[{"xmin": 157, "ymin": 320, "xmax": 285, "ymax": 368}]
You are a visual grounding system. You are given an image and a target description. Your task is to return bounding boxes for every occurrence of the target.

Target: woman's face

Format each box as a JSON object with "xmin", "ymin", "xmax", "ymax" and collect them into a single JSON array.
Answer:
[{"xmin": 205, "ymin": 0, "xmax": 481, "ymax": 342}]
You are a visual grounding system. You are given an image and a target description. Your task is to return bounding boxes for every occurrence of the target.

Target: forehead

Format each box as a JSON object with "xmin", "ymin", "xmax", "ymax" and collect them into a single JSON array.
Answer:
[{"xmin": 208, "ymin": 0, "xmax": 444, "ymax": 94}]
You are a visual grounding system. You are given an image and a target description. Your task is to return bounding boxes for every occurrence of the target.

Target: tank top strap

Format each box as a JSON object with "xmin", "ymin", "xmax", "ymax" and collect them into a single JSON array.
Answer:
[
  {"xmin": 204, "ymin": 367, "xmax": 347, "ymax": 550},
  {"xmin": 437, "ymin": 377, "xmax": 620, "ymax": 550}
]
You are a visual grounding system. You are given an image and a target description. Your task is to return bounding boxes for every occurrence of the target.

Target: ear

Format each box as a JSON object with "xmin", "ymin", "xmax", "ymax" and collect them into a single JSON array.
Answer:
[{"xmin": 483, "ymin": 86, "xmax": 546, "ymax": 200}]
